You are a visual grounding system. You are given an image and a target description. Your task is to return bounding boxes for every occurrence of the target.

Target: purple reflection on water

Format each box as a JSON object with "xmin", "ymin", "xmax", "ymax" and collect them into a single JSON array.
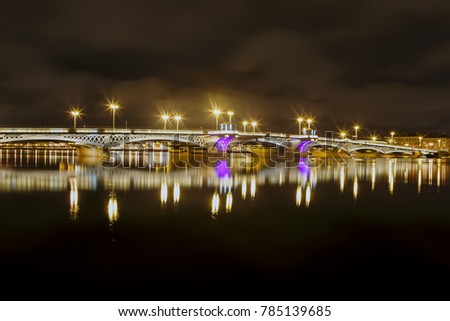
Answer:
[
  {"xmin": 215, "ymin": 160, "xmax": 231, "ymax": 178},
  {"xmin": 298, "ymin": 157, "xmax": 311, "ymax": 174},
  {"xmin": 215, "ymin": 136, "xmax": 234, "ymax": 151}
]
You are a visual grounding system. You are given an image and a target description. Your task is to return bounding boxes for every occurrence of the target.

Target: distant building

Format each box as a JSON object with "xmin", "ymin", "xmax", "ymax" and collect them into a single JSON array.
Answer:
[{"xmin": 386, "ymin": 135, "xmax": 449, "ymax": 151}]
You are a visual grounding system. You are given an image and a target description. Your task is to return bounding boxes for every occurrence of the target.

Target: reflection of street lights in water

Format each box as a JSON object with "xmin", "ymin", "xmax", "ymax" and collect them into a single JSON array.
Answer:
[
  {"xmin": 173, "ymin": 181, "xmax": 180, "ymax": 205},
  {"xmin": 250, "ymin": 175, "xmax": 256, "ymax": 199},
  {"xmin": 305, "ymin": 183, "xmax": 311, "ymax": 207},
  {"xmin": 211, "ymin": 192, "xmax": 220, "ymax": 218},
  {"xmin": 296, "ymin": 185, "xmax": 302, "ymax": 207},
  {"xmin": 161, "ymin": 181, "xmax": 168, "ymax": 206},
  {"xmin": 340, "ymin": 166, "xmax": 345, "ymax": 192},
  {"xmin": 226, "ymin": 192, "xmax": 233, "ymax": 213},
  {"xmin": 69, "ymin": 177, "xmax": 79, "ymax": 220},
  {"xmin": 107, "ymin": 192, "xmax": 118, "ymax": 223},
  {"xmin": 353, "ymin": 175, "xmax": 358, "ymax": 200},
  {"xmin": 241, "ymin": 177, "xmax": 247, "ymax": 199}
]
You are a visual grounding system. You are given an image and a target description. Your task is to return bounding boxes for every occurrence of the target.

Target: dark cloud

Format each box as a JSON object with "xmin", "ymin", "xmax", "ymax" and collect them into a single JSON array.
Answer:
[{"xmin": 0, "ymin": 0, "xmax": 449, "ymax": 134}]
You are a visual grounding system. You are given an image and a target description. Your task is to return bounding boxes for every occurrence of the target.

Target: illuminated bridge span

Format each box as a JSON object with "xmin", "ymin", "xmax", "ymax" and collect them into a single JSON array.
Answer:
[{"xmin": 0, "ymin": 127, "xmax": 438, "ymax": 156}]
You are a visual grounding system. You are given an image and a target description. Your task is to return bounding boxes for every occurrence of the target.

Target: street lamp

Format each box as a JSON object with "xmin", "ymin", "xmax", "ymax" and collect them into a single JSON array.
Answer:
[
  {"xmin": 371, "ymin": 136, "xmax": 377, "ymax": 141},
  {"xmin": 70, "ymin": 110, "xmax": 80, "ymax": 129},
  {"xmin": 340, "ymin": 131, "xmax": 347, "ymax": 139},
  {"xmin": 390, "ymin": 131, "xmax": 395, "ymax": 145},
  {"xmin": 307, "ymin": 118, "xmax": 313, "ymax": 130},
  {"xmin": 174, "ymin": 115, "xmax": 182, "ymax": 131},
  {"xmin": 243, "ymin": 121, "xmax": 248, "ymax": 133},
  {"xmin": 227, "ymin": 111, "xmax": 234, "ymax": 123},
  {"xmin": 418, "ymin": 136, "xmax": 423, "ymax": 147},
  {"xmin": 251, "ymin": 121, "xmax": 258, "ymax": 134},
  {"xmin": 354, "ymin": 125, "xmax": 360, "ymax": 140},
  {"xmin": 160, "ymin": 114, "xmax": 170, "ymax": 130},
  {"xmin": 212, "ymin": 109, "xmax": 221, "ymax": 130},
  {"xmin": 109, "ymin": 104, "xmax": 119, "ymax": 130},
  {"xmin": 297, "ymin": 117, "xmax": 303, "ymax": 135}
]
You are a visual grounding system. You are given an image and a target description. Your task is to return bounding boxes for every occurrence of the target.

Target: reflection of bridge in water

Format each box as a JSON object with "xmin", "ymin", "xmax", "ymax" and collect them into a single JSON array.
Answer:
[
  {"xmin": 0, "ymin": 127, "xmax": 439, "ymax": 156},
  {"xmin": 0, "ymin": 152, "xmax": 446, "ymax": 221},
  {"xmin": 0, "ymin": 155, "xmax": 445, "ymax": 194}
]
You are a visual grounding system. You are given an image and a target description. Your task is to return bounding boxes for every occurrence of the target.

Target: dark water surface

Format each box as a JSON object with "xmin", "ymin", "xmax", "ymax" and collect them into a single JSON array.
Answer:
[{"xmin": 0, "ymin": 150, "xmax": 449, "ymax": 300}]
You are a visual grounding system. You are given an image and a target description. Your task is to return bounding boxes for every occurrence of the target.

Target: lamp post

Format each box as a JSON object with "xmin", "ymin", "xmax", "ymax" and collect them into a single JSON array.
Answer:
[
  {"xmin": 109, "ymin": 104, "xmax": 119, "ymax": 130},
  {"xmin": 390, "ymin": 131, "xmax": 395, "ymax": 145},
  {"xmin": 354, "ymin": 125, "xmax": 360, "ymax": 140},
  {"xmin": 212, "ymin": 109, "xmax": 221, "ymax": 130},
  {"xmin": 307, "ymin": 118, "xmax": 312, "ymax": 130},
  {"xmin": 243, "ymin": 121, "xmax": 248, "ymax": 133},
  {"xmin": 227, "ymin": 111, "xmax": 234, "ymax": 123},
  {"xmin": 174, "ymin": 115, "xmax": 182, "ymax": 131},
  {"xmin": 297, "ymin": 117, "xmax": 303, "ymax": 135},
  {"xmin": 371, "ymin": 136, "xmax": 377, "ymax": 142},
  {"xmin": 418, "ymin": 136, "xmax": 423, "ymax": 147},
  {"xmin": 251, "ymin": 121, "xmax": 257, "ymax": 134},
  {"xmin": 70, "ymin": 110, "xmax": 80, "ymax": 129},
  {"xmin": 340, "ymin": 132, "xmax": 347, "ymax": 139},
  {"xmin": 161, "ymin": 114, "xmax": 170, "ymax": 130}
]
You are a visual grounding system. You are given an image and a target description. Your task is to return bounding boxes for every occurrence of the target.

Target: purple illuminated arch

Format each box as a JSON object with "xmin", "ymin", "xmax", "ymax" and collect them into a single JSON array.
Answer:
[
  {"xmin": 214, "ymin": 136, "xmax": 234, "ymax": 151},
  {"xmin": 297, "ymin": 140, "xmax": 312, "ymax": 153}
]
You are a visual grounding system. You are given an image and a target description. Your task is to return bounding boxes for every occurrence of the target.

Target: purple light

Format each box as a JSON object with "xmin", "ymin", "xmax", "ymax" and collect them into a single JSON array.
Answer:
[
  {"xmin": 215, "ymin": 160, "xmax": 231, "ymax": 178},
  {"xmin": 297, "ymin": 140, "xmax": 312, "ymax": 153},
  {"xmin": 214, "ymin": 136, "xmax": 234, "ymax": 151},
  {"xmin": 298, "ymin": 157, "xmax": 311, "ymax": 174}
]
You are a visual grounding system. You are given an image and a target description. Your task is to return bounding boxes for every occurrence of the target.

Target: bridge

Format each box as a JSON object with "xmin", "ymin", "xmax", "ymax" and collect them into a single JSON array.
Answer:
[{"xmin": 0, "ymin": 127, "xmax": 438, "ymax": 156}]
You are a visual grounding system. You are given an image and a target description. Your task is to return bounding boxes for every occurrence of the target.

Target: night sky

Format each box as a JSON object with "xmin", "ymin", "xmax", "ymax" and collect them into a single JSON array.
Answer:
[{"xmin": 1, "ymin": 0, "xmax": 449, "ymax": 135}]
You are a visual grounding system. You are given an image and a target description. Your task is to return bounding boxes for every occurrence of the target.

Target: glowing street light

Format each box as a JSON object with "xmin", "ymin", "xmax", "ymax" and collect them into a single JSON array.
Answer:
[
  {"xmin": 371, "ymin": 135, "xmax": 378, "ymax": 141},
  {"xmin": 70, "ymin": 110, "xmax": 81, "ymax": 129},
  {"xmin": 306, "ymin": 118, "xmax": 313, "ymax": 130},
  {"xmin": 297, "ymin": 117, "xmax": 303, "ymax": 135},
  {"xmin": 227, "ymin": 111, "xmax": 234, "ymax": 123},
  {"xmin": 354, "ymin": 125, "xmax": 360, "ymax": 140},
  {"xmin": 109, "ymin": 103, "xmax": 119, "ymax": 129},
  {"xmin": 160, "ymin": 114, "xmax": 170, "ymax": 130},
  {"xmin": 340, "ymin": 131, "xmax": 347, "ymax": 139},
  {"xmin": 418, "ymin": 136, "xmax": 423, "ymax": 147},
  {"xmin": 212, "ymin": 109, "xmax": 221, "ymax": 130},
  {"xmin": 242, "ymin": 121, "xmax": 248, "ymax": 133},
  {"xmin": 174, "ymin": 115, "xmax": 182, "ymax": 131},
  {"xmin": 390, "ymin": 131, "xmax": 395, "ymax": 145},
  {"xmin": 251, "ymin": 121, "xmax": 258, "ymax": 134}
]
